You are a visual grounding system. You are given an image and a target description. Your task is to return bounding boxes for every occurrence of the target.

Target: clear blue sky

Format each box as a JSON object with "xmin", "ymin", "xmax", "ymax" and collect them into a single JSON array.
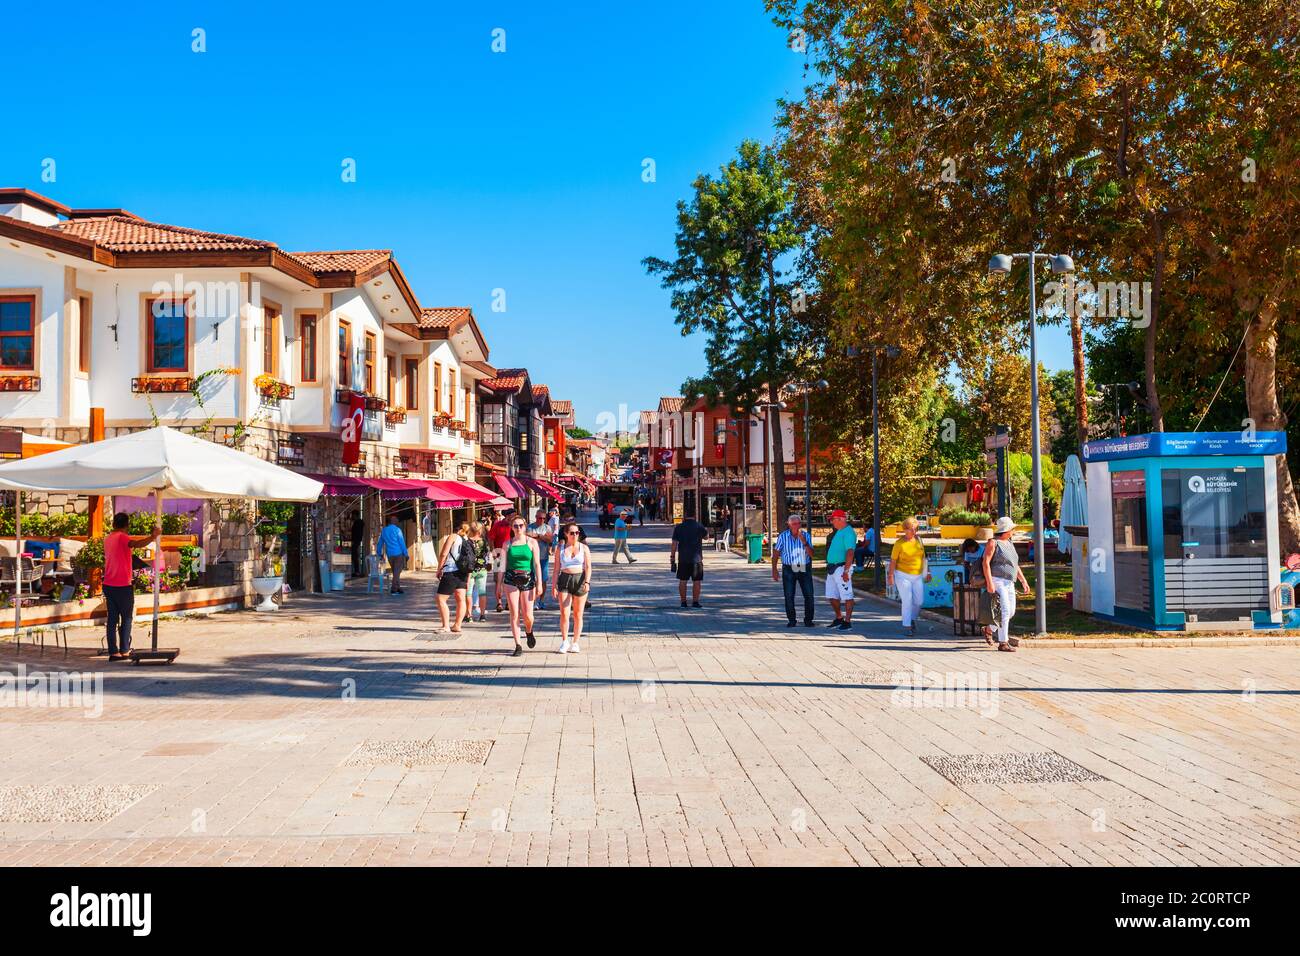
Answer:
[{"xmin": 3, "ymin": 0, "xmax": 1072, "ymax": 429}]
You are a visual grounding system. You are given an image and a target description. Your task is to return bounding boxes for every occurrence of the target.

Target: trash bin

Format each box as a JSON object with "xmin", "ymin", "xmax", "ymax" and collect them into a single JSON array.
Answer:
[{"xmin": 746, "ymin": 533, "xmax": 763, "ymax": 563}]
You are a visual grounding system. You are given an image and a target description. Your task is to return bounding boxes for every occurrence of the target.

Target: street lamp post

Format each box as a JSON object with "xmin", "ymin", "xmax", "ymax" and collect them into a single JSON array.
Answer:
[
  {"xmin": 725, "ymin": 419, "xmax": 748, "ymax": 544},
  {"xmin": 847, "ymin": 346, "xmax": 899, "ymax": 590},
  {"xmin": 789, "ymin": 380, "xmax": 829, "ymax": 523},
  {"xmin": 753, "ymin": 400, "xmax": 786, "ymax": 555},
  {"xmin": 987, "ymin": 250, "xmax": 1075, "ymax": 637}
]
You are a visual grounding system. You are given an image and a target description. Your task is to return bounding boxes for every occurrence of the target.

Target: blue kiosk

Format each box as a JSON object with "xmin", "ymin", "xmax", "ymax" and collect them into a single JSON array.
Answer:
[{"xmin": 1082, "ymin": 431, "xmax": 1288, "ymax": 631}]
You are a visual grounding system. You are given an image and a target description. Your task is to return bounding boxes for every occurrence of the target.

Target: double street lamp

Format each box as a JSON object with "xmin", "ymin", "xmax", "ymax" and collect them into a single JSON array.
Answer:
[
  {"xmin": 789, "ymin": 379, "xmax": 829, "ymax": 523},
  {"xmin": 987, "ymin": 250, "xmax": 1075, "ymax": 637},
  {"xmin": 847, "ymin": 344, "xmax": 899, "ymax": 590}
]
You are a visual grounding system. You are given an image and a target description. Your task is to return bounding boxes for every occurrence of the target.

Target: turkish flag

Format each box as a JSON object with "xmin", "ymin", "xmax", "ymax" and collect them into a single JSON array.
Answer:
[{"xmin": 341, "ymin": 393, "xmax": 365, "ymax": 465}]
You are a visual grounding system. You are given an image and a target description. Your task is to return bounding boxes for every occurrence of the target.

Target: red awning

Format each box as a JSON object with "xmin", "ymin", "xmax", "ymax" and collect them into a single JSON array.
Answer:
[
  {"xmin": 520, "ymin": 477, "xmax": 564, "ymax": 501},
  {"xmin": 494, "ymin": 475, "xmax": 528, "ymax": 499},
  {"xmin": 427, "ymin": 480, "xmax": 496, "ymax": 503},
  {"xmin": 305, "ymin": 474, "xmax": 466, "ymax": 506}
]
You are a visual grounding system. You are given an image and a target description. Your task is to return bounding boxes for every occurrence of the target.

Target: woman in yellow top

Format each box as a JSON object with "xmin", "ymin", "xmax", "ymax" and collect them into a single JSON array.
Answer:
[{"xmin": 887, "ymin": 517, "xmax": 930, "ymax": 636}]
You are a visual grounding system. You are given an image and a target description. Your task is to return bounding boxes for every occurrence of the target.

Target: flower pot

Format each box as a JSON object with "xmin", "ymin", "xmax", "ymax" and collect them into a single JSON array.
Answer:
[{"xmin": 251, "ymin": 575, "xmax": 284, "ymax": 612}]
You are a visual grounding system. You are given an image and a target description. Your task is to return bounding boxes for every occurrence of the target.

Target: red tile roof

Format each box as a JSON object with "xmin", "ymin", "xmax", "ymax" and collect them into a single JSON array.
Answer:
[
  {"xmin": 288, "ymin": 250, "xmax": 393, "ymax": 273},
  {"xmin": 658, "ymin": 396, "xmax": 685, "ymax": 412},
  {"xmin": 55, "ymin": 215, "xmax": 277, "ymax": 253},
  {"xmin": 482, "ymin": 367, "xmax": 528, "ymax": 392},
  {"xmin": 551, "ymin": 400, "xmax": 573, "ymax": 415},
  {"xmin": 418, "ymin": 307, "xmax": 473, "ymax": 328},
  {"xmin": 531, "ymin": 384, "xmax": 550, "ymax": 402}
]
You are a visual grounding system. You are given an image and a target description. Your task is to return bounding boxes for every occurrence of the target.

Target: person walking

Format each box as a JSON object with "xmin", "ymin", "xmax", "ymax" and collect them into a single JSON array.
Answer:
[
  {"xmin": 528, "ymin": 509, "xmax": 555, "ymax": 610},
  {"xmin": 488, "ymin": 508, "xmax": 514, "ymax": 612},
  {"xmin": 982, "ymin": 516, "xmax": 1030, "ymax": 651},
  {"xmin": 636, "ymin": 500, "xmax": 645, "ymax": 527},
  {"xmin": 502, "ymin": 515, "xmax": 542, "ymax": 655},
  {"xmin": 464, "ymin": 520, "xmax": 491, "ymax": 623},
  {"xmin": 612, "ymin": 510, "xmax": 637, "ymax": 563},
  {"xmin": 771, "ymin": 513, "xmax": 814, "ymax": 627},
  {"xmin": 551, "ymin": 521, "xmax": 591, "ymax": 653},
  {"xmin": 349, "ymin": 508, "xmax": 365, "ymax": 578},
  {"xmin": 433, "ymin": 521, "xmax": 469, "ymax": 631},
  {"xmin": 103, "ymin": 512, "xmax": 161, "ymax": 661},
  {"xmin": 823, "ymin": 509, "xmax": 857, "ymax": 630},
  {"xmin": 887, "ymin": 516, "xmax": 930, "ymax": 636},
  {"xmin": 377, "ymin": 513, "xmax": 409, "ymax": 594},
  {"xmin": 670, "ymin": 515, "xmax": 707, "ymax": 608}
]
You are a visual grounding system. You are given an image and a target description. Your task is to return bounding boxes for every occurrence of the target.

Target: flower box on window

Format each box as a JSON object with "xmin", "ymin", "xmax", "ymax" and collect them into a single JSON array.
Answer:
[
  {"xmin": 449, "ymin": 420, "xmax": 467, "ymax": 432},
  {"xmin": 432, "ymin": 413, "xmax": 454, "ymax": 429},
  {"xmin": 0, "ymin": 375, "xmax": 40, "ymax": 392},
  {"xmin": 255, "ymin": 374, "xmax": 295, "ymax": 403},
  {"xmin": 385, "ymin": 407, "xmax": 407, "ymax": 427},
  {"xmin": 364, "ymin": 395, "xmax": 387, "ymax": 412},
  {"xmin": 462, "ymin": 429, "xmax": 478, "ymax": 442},
  {"xmin": 132, "ymin": 376, "xmax": 193, "ymax": 394}
]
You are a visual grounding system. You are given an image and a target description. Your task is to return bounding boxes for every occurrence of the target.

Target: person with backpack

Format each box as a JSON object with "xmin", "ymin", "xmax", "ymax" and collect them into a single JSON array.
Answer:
[
  {"xmin": 376, "ymin": 512, "xmax": 409, "ymax": 594},
  {"xmin": 464, "ymin": 520, "xmax": 491, "ymax": 623},
  {"xmin": 434, "ymin": 521, "xmax": 473, "ymax": 633}
]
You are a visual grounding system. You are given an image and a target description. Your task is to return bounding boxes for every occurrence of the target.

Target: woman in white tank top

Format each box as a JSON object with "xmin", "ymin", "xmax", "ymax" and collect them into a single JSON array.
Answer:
[{"xmin": 550, "ymin": 522, "xmax": 591, "ymax": 653}]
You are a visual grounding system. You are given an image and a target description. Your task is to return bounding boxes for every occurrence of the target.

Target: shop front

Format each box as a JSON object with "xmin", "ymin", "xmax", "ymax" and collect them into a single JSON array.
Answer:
[{"xmin": 1083, "ymin": 431, "xmax": 1287, "ymax": 631}]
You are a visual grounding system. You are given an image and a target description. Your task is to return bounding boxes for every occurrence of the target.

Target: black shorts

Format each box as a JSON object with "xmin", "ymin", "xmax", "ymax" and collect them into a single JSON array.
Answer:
[
  {"xmin": 675, "ymin": 557, "xmax": 704, "ymax": 582},
  {"xmin": 557, "ymin": 571, "xmax": 588, "ymax": 596},
  {"xmin": 437, "ymin": 572, "xmax": 467, "ymax": 595}
]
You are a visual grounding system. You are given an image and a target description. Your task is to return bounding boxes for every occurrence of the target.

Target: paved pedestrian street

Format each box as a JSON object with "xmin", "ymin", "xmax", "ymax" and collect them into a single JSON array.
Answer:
[{"xmin": 2, "ymin": 518, "xmax": 1297, "ymax": 867}]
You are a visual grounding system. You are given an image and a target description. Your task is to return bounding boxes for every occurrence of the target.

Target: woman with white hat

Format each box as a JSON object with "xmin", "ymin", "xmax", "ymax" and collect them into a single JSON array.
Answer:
[{"xmin": 981, "ymin": 516, "xmax": 1031, "ymax": 651}]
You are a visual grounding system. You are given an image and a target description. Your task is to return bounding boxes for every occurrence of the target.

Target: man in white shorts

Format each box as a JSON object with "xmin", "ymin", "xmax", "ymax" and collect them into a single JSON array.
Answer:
[{"xmin": 823, "ymin": 509, "xmax": 858, "ymax": 630}]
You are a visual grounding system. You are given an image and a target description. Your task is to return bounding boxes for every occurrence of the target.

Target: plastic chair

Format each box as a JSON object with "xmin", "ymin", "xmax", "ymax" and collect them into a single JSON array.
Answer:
[
  {"xmin": 715, "ymin": 529, "xmax": 731, "ymax": 552},
  {"xmin": 365, "ymin": 554, "xmax": 391, "ymax": 594}
]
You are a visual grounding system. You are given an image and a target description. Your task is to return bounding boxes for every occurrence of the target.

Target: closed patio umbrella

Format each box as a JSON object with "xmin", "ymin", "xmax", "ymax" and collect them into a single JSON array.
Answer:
[
  {"xmin": 1058, "ymin": 454, "xmax": 1088, "ymax": 555},
  {"xmin": 0, "ymin": 426, "xmax": 322, "ymax": 660}
]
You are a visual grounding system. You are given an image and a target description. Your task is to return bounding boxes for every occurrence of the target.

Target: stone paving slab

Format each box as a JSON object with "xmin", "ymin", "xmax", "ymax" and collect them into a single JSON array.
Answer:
[{"xmin": 0, "ymin": 514, "xmax": 1297, "ymax": 865}]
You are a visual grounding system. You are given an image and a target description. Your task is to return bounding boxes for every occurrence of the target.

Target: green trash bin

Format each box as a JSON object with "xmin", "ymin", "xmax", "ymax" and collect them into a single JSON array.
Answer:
[{"xmin": 746, "ymin": 533, "xmax": 763, "ymax": 563}]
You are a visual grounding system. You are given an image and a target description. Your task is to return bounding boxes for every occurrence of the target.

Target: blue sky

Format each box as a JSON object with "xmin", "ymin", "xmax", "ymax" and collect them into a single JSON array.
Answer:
[{"xmin": 4, "ymin": 0, "xmax": 1073, "ymax": 428}]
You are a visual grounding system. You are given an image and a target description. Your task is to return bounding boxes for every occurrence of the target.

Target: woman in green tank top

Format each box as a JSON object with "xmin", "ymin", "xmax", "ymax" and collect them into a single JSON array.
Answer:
[{"xmin": 502, "ymin": 516, "xmax": 541, "ymax": 656}]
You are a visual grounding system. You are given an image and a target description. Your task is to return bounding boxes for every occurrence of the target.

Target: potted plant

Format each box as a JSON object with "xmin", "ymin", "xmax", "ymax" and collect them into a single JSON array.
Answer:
[
  {"xmin": 254, "ymin": 374, "xmax": 295, "ymax": 402},
  {"xmin": 385, "ymin": 406, "xmax": 407, "ymax": 426},
  {"xmin": 70, "ymin": 537, "xmax": 105, "ymax": 595}
]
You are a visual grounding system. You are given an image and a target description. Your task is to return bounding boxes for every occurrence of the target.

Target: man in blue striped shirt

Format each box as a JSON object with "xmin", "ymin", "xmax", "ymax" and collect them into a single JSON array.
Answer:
[{"xmin": 770, "ymin": 513, "xmax": 814, "ymax": 627}]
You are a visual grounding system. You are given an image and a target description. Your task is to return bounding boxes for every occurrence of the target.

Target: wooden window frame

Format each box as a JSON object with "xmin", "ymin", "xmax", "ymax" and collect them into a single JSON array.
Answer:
[
  {"xmin": 404, "ymin": 357, "xmax": 419, "ymax": 410},
  {"xmin": 386, "ymin": 352, "xmax": 398, "ymax": 404},
  {"xmin": 363, "ymin": 331, "xmax": 377, "ymax": 395},
  {"xmin": 296, "ymin": 310, "xmax": 320, "ymax": 384},
  {"xmin": 433, "ymin": 363, "xmax": 443, "ymax": 413},
  {"xmin": 262, "ymin": 298, "xmax": 281, "ymax": 379},
  {"xmin": 448, "ymin": 368, "xmax": 458, "ymax": 418},
  {"xmin": 337, "ymin": 320, "xmax": 352, "ymax": 388},
  {"xmin": 76, "ymin": 291, "xmax": 92, "ymax": 377},
  {"xmin": 0, "ymin": 292, "xmax": 38, "ymax": 373},
  {"xmin": 141, "ymin": 293, "xmax": 193, "ymax": 374}
]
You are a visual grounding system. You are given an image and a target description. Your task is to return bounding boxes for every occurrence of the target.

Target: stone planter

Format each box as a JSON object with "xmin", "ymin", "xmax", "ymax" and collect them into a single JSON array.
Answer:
[{"xmin": 251, "ymin": 575, "xmax": 284, "ymax": 612}]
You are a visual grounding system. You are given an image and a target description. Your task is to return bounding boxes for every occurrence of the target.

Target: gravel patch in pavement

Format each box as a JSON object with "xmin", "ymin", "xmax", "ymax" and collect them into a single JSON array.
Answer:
[
  {"xmin": 0, "ymin": 785, "xmax": 159, "ymax": 823},
  {"xmin": 921, "ymin": 752, "xmax": 1107, "ymax": 786},
  {"xmin": 828, "ymin": 668, "xmax": 925, "ymax": 686},
  {"xmin": 345, "ymin": 738, "xmax": 492, "ymax": 767}
]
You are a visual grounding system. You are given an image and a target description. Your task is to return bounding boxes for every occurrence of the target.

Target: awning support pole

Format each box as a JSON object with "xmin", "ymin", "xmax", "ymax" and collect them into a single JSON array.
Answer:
[
  {"xmin": 13, "ymin": 491, "xmax": 22, "ymax": 643},
  {"xmin": 151, "ymin": 491, "xmax": 161, "ymax": 651}
]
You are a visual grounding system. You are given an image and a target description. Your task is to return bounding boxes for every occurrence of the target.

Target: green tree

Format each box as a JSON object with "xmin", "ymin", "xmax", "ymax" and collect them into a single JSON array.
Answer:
[{"xmin": 644, "ymin": 139, "xmax": 811, "ymax": 522}]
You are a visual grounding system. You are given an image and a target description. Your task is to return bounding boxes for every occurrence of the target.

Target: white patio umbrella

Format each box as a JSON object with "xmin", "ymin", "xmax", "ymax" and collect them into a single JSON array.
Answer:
[
  {"xmin": 1058, "ymin": 454, "xmax": 1088, "ymax": 555},
  {"xmin": 0, "ymin": 427, "xmax": 322, "ymax": 659}
]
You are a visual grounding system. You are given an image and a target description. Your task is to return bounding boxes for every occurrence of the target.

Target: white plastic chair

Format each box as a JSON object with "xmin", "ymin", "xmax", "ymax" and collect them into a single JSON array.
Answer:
[
  {"xmin": 715, "ymin": 529, "xmax": 731, "ymax": 552},
  {"xmin": 365, "ymin": 554, "xmax": 391, "ymax": 594}
]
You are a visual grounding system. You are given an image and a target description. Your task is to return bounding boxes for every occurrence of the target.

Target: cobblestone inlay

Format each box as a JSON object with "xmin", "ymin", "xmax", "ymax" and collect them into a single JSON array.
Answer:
[
  {"xmin": 344, "ymin": 738, "xmax": 493, "ymax": 767},
  {"xmin": 921, "ymin": 752, "xmax": 1107, "ymax": 786},
  {"xmin": 0, "ymin": 785, "xmax": 159, "ymax": 823},
  {"xmin": 828, "ymin": 668, "xmax": 922, "ymax": 686},
  {"xmin": 411, "ymin": 632, "xmax": 463, "ymax": 642},
  {"xmin": 406, "ymin": 665, "xmax": 501, "ymax": 680}
]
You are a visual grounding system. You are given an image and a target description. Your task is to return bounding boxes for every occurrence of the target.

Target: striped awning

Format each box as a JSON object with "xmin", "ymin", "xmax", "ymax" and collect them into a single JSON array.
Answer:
[{"xmin": 493, "ymin": 474, "xmax": 528, "ymax": 499}]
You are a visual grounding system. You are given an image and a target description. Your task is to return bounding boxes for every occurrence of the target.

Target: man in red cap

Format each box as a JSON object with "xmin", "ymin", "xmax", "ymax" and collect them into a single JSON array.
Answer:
[{"xmin": 823, "ymin": 509, "xmax": 858, "ymax": 629}]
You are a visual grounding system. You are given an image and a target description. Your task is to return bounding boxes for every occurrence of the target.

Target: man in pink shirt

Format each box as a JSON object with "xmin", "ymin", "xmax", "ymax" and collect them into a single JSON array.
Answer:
[{"xmin": 103, "ymin": 512, "xmax": 160, "ymax": 661}]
